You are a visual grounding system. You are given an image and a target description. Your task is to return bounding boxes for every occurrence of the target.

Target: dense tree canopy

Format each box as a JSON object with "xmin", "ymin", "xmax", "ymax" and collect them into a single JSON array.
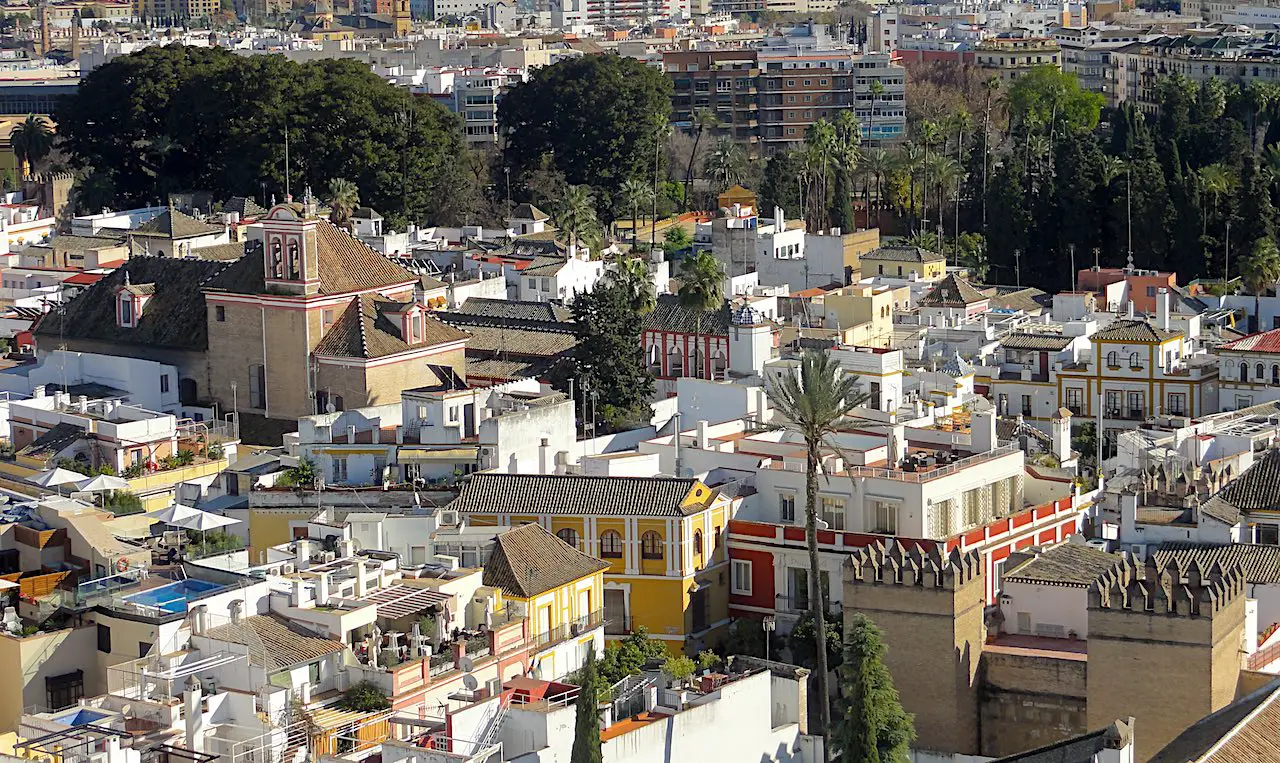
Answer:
[
  {"xmin": 498, "ymin": 55, "xmax": 672, "ymax": 222},
  {"xmin": 56, "ymin": 45, "xmax": 467, "ymax": 228}
]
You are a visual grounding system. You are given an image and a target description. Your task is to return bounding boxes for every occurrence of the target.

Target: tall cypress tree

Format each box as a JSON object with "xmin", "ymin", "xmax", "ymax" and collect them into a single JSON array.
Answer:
[
  {"xmin": 833, "ymin": 613, "xmax": 915, "ymax": 763},
  {"xmin": 570, "ymin": 650, "xmax": 603, "ymax": 763}
]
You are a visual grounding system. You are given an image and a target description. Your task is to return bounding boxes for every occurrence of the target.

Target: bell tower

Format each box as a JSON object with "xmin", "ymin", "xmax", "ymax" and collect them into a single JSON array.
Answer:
[
  {"xmin": 258, "ymin": 193, "xmax": 321, "ymax": 296},
  {"xmin": 393, "ymin": 0, "xmax": 411, "ymax": 37}
]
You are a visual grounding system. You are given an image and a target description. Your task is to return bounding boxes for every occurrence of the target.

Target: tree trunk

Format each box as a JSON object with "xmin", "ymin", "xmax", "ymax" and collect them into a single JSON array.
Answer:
[
  {"xmin": 684, "ymin": 129, "xmax": 703, "ymax": 213},
  {"xmin": 805, "ymin": 443, "xmax": 831, "ymax": 759}
]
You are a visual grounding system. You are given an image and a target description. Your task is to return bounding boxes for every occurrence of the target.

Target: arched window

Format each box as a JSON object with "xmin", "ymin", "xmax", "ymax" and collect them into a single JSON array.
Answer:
[
  {"xmin": 1107, "ymin": 351, "xmax": 1118, "ymax": 367},
  {"xmin": 1129, "ymin": 352, "xmax": 1140, "ymax": 367},
  {"xmin": 556, "ymin": 528, "xmax": 579, "ymax": 549},
  {"xmin": 1242, "ymin": 361, "xmax": 1250, "ymax": 382},
  {"xmin": 711, "ymin": 350, "xmax": 727, "ymax": 378},
  {"xmin": 691, "ymin": 348, "xmax": 705, "ymax": 379},
  {"xmin": 648, "ymin": 346, "xmax": 661, "ymax": 375},
  {"xmin": 600, "ymin": 531, "xmax": 623, "ymax": 559},
  {"xmin": 668, "ymin": 346, "xmax": 683, "ymax": 377},
  {"xmin": 693, "ymin": 529, "xmax": 703, "ymax": 556},
  {"xmin": 641, "ymin": 531, "xmax": 663, "ymax": 560},
  {"xmin": 1258, "ymin": 363, "xmax": 1266, "ymax": 382}
]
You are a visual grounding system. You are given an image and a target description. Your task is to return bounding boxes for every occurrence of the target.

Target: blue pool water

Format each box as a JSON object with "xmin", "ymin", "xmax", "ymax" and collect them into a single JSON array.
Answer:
[
  {"xmin": 53, "ymin": 708, "xmax": 110, "ymax": 726},
  {"xmin": 124, "ymin": 579, "xmax": 224, "ymax": 613}
]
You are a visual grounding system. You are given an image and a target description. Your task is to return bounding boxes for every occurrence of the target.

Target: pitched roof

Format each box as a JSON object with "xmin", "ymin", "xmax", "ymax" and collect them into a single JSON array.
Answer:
[
  {"xmin": 1149, "ymin": 679, "xmax": 1280, "ymax": 763},
  {"xmin": 455, "ymin": 323, "xmax": 577, "ymax": 356},
  {"xmin": 456, "ymin": 298, "xmax": 573, "ymax": 323},
  {"xmin": 17, "ymin": 422, "xmax": 84, "ymax": 460},
  {"xmin": 919, "ymin": 274, "xmax": 988, "ymax": 307},
  {"xmin": 940, "ymin": 351, "xmax": 974, "ymax": 377},
  {"xmin": 482, "ymin": 523, "xmax": 609, "ymax": 599},
  {"xmin": 642, "ymin": 294, "xmax": 731, "ymax": 335},
  {"xmin": 510, "ymin": 203, "xmax": 550, "ymax": 222},
  {"xmin": 1199, "ymin": 448, "xmax": 1280, "ymax": 524},
  {"xmin": 313, "ymin": 294, "xmax": 470, "ymax": 360},
  {"xmin": 132, "ymin": 208, "xmax": 224, "ymax": 239},
  {"xmin": 206, "ymin": 220, "xmax": 416, "ymax": 296},
  {"xmin": 859, "ymin": 245, "xmax": 945, "ymax": 263},
  {"xmin": 451, "ymin": 473, "xmax": 709, "ymax": 517},
  {"xmin": 205, "ymin": 613, "xmax": 345, "ymax": 671},
  {"xmin": 1000, "ymin": 333, "xmax": 1073, "ymax": 351},
  {"xmin": 34, "ymin": 257, "xmax": 229, "ymax": 350},
  {"xmin": 194, "ymin": 242, "xmax": 249, "ymax": 261},
  {"xmin": 1092, "ymin": 320, "xmax": 1181, "ymax": 342},
  {"xmin": 1221, "ymin": 328, "xmax": 1280, "ymax": 354},
  {"xmin": 1003, "ymin": 543, "xmax": 1121, "ymax": 587},
  {"xmin": 1155, "ymin": 542, "xmax": 1280, "ymax": 584},
  {"xmin": 223, "ymin": 196, "xmax": 267, "ymax": 218},
  {"xmin": 987, "ymin": 286, "xmax": 1051, "ymax": 313}
]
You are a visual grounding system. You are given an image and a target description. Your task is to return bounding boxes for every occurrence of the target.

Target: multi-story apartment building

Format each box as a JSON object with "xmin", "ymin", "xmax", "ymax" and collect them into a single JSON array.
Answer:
[
  {"xmin": 974, "ymin": 33, "xmax": 1062, "ymax": 84},
  {"xmin": 1216, "ymin": 327, "xmax": 1280, "ymax": 411},
  {"xmin": 1111, "ymin": 34, "xmax": 1280, "ymax": 111},
  {"xmin": 1052, "ymin": 23, "xmax": 1147, "ymax": 97},
  {"xmin": 410, "ymin": 66, "xmax": 527, "ymax": 145},
  {"xmin": 662, "ymin": 25, "xmax": 907, "ymax": 151}
]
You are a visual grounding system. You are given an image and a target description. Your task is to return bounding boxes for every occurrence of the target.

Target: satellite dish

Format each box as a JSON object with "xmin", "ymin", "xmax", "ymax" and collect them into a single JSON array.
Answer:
[
  {"xmin": 462, "ymin": 674, "xmax": 479, "ymax": 691},
  {"xmin": 459, "ymin": 656, "xmax": 475, "ymax": 673}
]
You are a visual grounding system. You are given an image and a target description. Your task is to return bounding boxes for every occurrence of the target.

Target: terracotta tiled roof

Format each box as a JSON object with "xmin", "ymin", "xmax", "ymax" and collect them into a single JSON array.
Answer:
[
  {"xmin": 1155, "ymin": 542, "xmax": 1280, "ymax": 584},
  {"xmin": 990, "ymin": 719, "xmax": 1133, "ymax": 763},
  {"xmin": 919, "ymin": 274, "xmax": 987, "ymax": 307},
  {"xmin": 133, "ymin": 208, "xmax": 224, "ymax": 239},
  {"xmin": 17, "ymin": 422, "xmax": 84, "ymax": 459},
  {"xmin": 223, "ymin": 196, "xmax": 267, "ymax": 218},
  {"xmin": 1003, "ymin": 543, "xmax": 1121, "ymax": 587},
  {"xmin": 1221, "ymin": 328, "xmax": 1280, "ymax": 354},
  {"xmin": 1150, "ymin": 679, "xmax": 1280, "ymax": 763},
  {"xmin": 1092, "ymin": 320, "xmax": 1181, "ymax": 342},
  {"xmin": 35, "ymin": 257, "xmax": 230, "ymax": 350},
  {"xmin": 859, "ymin": 245, "xmax": 945, "ymax": 263},
  {"xmin": 481, "ymin": 523, "xmax": 609, "ymax": 599},
  {"xmin": 1001, "ymin": 333, "xmax": 1072, "ymax": 351},
  {"xmin": 1199, "ymin": 448, "xmax": 1280, "ymax": 524},
  {"xmin": 205, "ymin": 613, "xmax": 345, "ymax": 671},
  {"xmin": 510, "ymin": 203, "xmax": 550, "ymax": 222},
  {"xmin": 313, "ymin": 294, "xmax": 470, "ymax": 360},
  {"xmin": 455, "ymin": 299, "xmax": 573, "ymax": 323},
  {"xmin": 643, "ymin": 294, "xmax": 730, "ymax": 335},
  {"xmin": 451, "ymin": 473, "xmax": 706, "ymax": 517}
]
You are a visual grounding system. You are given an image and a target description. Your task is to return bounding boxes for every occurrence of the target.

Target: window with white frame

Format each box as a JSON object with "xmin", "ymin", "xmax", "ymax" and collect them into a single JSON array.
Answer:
[
  {"xmin": 868, "ymin": 500, "xmax": 898, "ymax": 534},
  {"xmin": 820, "ymin": 496, "xmax": 846, "ymax": 530},
  {"xmin": 731, "ymin": 559, "xmax": 752, "ymax": 595},
  {"xmin": 779, "ymin": 492, "xmax": 796, "ymax": 523},
  {"xmin": 332, "ymin": 457, "xmax": 348, "ymax": 483}
]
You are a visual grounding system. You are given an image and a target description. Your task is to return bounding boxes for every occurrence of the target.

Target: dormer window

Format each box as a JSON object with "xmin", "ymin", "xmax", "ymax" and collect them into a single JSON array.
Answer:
[
  {"xmin": 411, "ymin": 313, "xmax": 423, "ymax": 343},
  {"xmin": 119, "ymin": 294, "xmax": 134, "ymax": 327}
]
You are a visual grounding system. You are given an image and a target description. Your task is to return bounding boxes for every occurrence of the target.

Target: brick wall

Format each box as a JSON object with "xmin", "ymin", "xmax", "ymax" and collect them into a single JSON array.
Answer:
[{"xmin": 980, "ymin": 650, "xmax": 1088, "ymax": 756}]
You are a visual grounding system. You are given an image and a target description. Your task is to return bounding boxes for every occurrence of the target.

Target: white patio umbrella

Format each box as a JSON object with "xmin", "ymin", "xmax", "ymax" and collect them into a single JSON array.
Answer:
[
  {"xmin": 76, "ymin": 474, "xmax": 131, "ymax": 493},
  {"xmin": 145, "ymin": 504, "xmax": 203, "ymax": 525},
  {"xmin": 29, "ymin": 467, "xmax": 88, "ymax": 496},
  {"xmin": 170, "ymin": 509, "xmax": 240, "ymax": 552}
]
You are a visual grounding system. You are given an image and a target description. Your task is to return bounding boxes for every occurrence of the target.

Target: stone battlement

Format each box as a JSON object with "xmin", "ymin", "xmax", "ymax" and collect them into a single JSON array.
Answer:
[
  {"xmin": 847, "ymin": 539, "xmax": 982, "ymax": 591},
  {"xmin": 1089, "ymin": 554, "xmax": 1245, "ymax": 617}
]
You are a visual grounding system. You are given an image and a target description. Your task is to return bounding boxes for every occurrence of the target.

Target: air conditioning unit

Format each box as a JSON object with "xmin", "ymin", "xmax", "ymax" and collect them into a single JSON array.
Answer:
[
  {"xmin": 282, "ymin": 563, "xmax": 295, "ymax": 574},
  {"xmin": 440, "ymin": 510, "xmax": 460, "ymax": 527},
  {"xmin": 322, "ymin": 552, "xmax": 336, "ymax": 563}
]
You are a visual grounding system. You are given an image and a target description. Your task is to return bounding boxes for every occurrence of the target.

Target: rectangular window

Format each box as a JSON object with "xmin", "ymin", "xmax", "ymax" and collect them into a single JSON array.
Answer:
[
  {"xmin": 820, "ymin": 496, "xmax": 846, "ymax": 530},
  {"xmin": 411, "ymin": 314, "xmax": 422, "ymax": 342},
  {"xmin": 97, "ymin": 624, "xmax": 111, "ymax": 653},
  {"xmin": 332, "ymin": 457, "xmax": 348, "ymax": 483},
  {"xmin": 1105, "ymin": 390, "xmax": 1121, "ymax": 416},
  {"xmin": 1065, "ymin": 387, "xmax": 1083, "ymax": 414},
  {"xmin": 1021, "ymin": 394, "xmax": 1032, "ymax": 416},
  {"xmin": 869, "ymin": 500, "xmax": 898, "ymax": 534},
  {"xmin": 1127, "ymin": 391, "xmax": 1144, "ymax": 419},
  {"xmin": 1258, "ymin": 523, "xmax": 1279, "ymax": 545},
  {"xmin": 1168, "ymin": 393, "xmax": 1186, "ymax": 416},
  {"xmin": 249, "ymin": 364, "xmax": 265, "ymax": 409},
  {"xmin": 160, "ymin": 374, "xmax": 170, "ymax": 394},
  {"xmin": 120, "ymin": 296, "xmax": 133, "ymax": 326},
  {"xmin": 322, "ymin": 308, "xmax": 334, "ymax": 331},
  {"xmin": 779, "ymin": 492, "xmax": 796, "ymax": 523},
  {"xmin": 731, "ymin": 559, "xmax": 752, "ymax": 595},
  {"xmin": 215, "ymin": 305, "xmax": 226, "ymax": 322}
]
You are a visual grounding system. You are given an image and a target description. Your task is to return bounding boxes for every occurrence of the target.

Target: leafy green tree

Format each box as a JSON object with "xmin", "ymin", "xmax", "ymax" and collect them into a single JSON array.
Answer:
[
  {"xmin": 788, "ymin": 608, "xmax": 843, "ymax": 673},
  {"xmin": 661, "ymin": 655, "xmax": 697, "ymax": 685},
  {"xmin": 597, "ymin": 626, "xmax": 669, "ymax": 686},
  {"xmin": 619, "ymin": 176, "xmax": 654, "ymax": 250},
  {"xmin": 280, "ymin": 457, "xmax": 318, "ymax": 488},
  {"xmin": 662, "ymin": 224, "xmax": 692, "ymax": 256},
  {"xmin": 760, "ymin": 149, "xmax": 803, "ymax": 218},
  {"xmin": 499, "ymin": 55, "xmax": 671, "ymax": 221},
  {"xmin": 676, "ymin": 251, "xmax": 724, "ymax": 379},
  {"xmin": 340, "ymin": 681, "xmax": 391, "ymax": 712},
  {"xmin": 703, "ymin": 137, "xmax": 746, "ymax": 198},
  {"xmin": 571, "ymin": 650, "xmax": 603, "ymax": 763},
  {"xmin": 57, "ymin": 46, "xmax": 464, "ymax": 229},
  {"xmin": 832, "ymin": 613, "xmax": 915, "ymax": 763},
  {"xmin": 767, "ymin": 350, "xmax": 868, "ymax": 751},
  {"xmin": 567, "ymin": 281, "xmax": 654, "ymax": 430},
  {"xmin": 611, "ymin": 256, "xmax": 656, "ymax": 314},
  {"xmin": 327, "ymin": 177, "xmax": 359, "ymax": 228},
  {"xmin": 1006, "ymin": 65, "xmax": 1103, "ymax": 135}
]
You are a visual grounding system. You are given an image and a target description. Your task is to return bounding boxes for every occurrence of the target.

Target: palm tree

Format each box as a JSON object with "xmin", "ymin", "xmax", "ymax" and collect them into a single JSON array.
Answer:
[
  {"xmin": 767, "ymin": 350, "xmax": 869, "ymax": 756},
  {"xmin": 676, "ymin": 251, "xmax": 723, "ymax": 380},
  {"xmin": 1198, "ymin": 163, "xmax": 1232, "ymax": 238},
  {"xmin": 918, "ymin": 120, "xmax": 941, "ymax": 230},
  {"xmin": 684, "ymin": 109, "xmax": 719, "ymax": 212},
  {"xmin": 868, "ymin": 79, "xmax": 886, "ymax": 148},
  {"xmin": 327, "ymin": 177, "xmax": 360, "ymax": 228},
  {"xmin": 832, "ymin": 111, "xmax": 862, "ymax": 228},
  {"xmin": 703, "ymin": 138, "xmax": 746, "ymax": 198},
  {"xmin": 981, "ymin": 75, "xmax": 1001, "ymax": 234},
  {"xmin": 804, "ymin": 120, "xmax": 837, "ymax": 232},
  {"xmin": 862, "ymin": 147, "xmax": 894, "ymax": 212},
  {"xmin": 895, "ymin": 142, "xmax": 924, "ymax": 230},
  {"xmin": 619, "ymin": 176, "xmax": 654, "ymax": 251},
  {"xmin": 612, "ymin": 255, "xmax": 656, "ymax": 314},
  {"xmin": 11, "ymin": 114, "xmax": 53, "ymax": 179},
  {"xmin": 554, "ymin": 184, "xmax": 598, "ymax": 254},
  {"xmin": 1241, "ymin": 237, "xmax": 1280, "ymax": 296},
  {"xmin": 928, "ymin": 155, "xmax": 963, "ymax": 257}
]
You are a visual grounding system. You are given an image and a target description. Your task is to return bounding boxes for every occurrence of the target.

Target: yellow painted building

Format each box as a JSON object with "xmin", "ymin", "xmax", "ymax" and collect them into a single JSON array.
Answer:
[
  {"xmin": 822, "ymin": 283, "xmax": 905, "ymax": 348},
  {"xmin": 482, "ymin": 522, "xmax": 609, "ymax": 679},
  {"xmin": 858, "ymin": 244, "xmax": 946, "ymax": 281},
  {"xmin": 451, "ymin": 473, "xmax": 737, "ymax": 654}
]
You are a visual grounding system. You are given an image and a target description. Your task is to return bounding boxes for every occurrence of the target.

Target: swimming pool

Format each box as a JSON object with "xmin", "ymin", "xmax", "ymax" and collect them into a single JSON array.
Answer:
[
  {"xmin": 52, "ymin": 708, "xmax": 111, "ymax": 727},
  {"xmin": 124, "ymin": 579, "xmax": 225, "ymax": 614}
]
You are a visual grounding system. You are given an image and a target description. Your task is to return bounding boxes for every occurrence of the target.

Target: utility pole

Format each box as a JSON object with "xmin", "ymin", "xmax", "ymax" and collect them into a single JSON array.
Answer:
[
  {"xmin": 1014, "ymin": 248, "xmax": 1022, "ymax": 288},
  {"xmin": 1225, "ymin": 219, "xmax": 1232, "ymax": 285}
]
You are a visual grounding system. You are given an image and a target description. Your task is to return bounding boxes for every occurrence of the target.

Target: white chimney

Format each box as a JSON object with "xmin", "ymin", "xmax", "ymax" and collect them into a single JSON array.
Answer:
[
  {"xmin": 774, "ymin": 206, "xmax": 785, "ymax": 229},
  {"xmin": 972, "ymin": 409, "xmax": 997, "ymax": 453},
  {"xmin": 1051, "ymin": 408, "xmax": 1072, "ymax": 463},
  {"xmin": 32, "ymin": 385, "xmax": 44, "ymax": 398},
  {"xmin": 315, "ymin": 573, "xmax": 330, "ymax": 607},
  {"xmin": 538, "ymin": 437, "xmax": 550, "ymax": 474},
  {"xmin": 1157, "ymin": 287, "xmax": 1170, "ymax": 331},
  {"xmin": 696, "ymin": 420, "xmax": 710, "ymax": 450},
  {"xmin": 1126, "ymin": 300, "xmax": 1135, "ymax": 319},
  {"xmin": 184, "ymin": 675, "xmax": 205, "ymax": 753}
]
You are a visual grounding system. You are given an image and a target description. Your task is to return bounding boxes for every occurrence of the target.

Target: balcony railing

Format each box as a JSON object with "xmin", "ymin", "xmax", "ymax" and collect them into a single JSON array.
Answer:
[
  {"xmin": 604, "ymin": 615, "xmax": 632, "ymax": 636},
  {"xmin": 428, "ymin": 652, "xmax": 454, "ymax": 677},
  {"xmin": 531, "ymin": 609, "xmax": 605, "ymax": 650}
]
